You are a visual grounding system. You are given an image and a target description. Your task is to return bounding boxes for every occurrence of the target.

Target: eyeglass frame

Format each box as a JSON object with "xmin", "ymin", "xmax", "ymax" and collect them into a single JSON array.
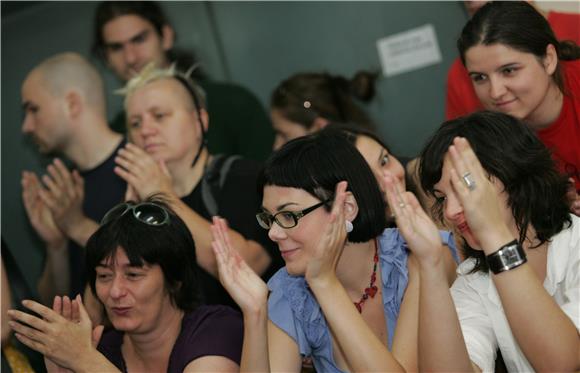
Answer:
[
  {"xmin": 256, "ymin": 199, "xmax": 331, "ymax": 230},
  {"xmin": 100, "ymin": 201, "xmax": 171, "ymax": 227}
]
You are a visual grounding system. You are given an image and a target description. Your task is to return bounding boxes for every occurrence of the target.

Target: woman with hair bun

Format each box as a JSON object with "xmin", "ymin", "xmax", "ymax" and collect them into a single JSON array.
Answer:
[
  {"xmin": 457, "ymin": 1, "xmax": 580, "ymax": 214},
  {"xmin": 270, "ymin": 71, "xmax": 378, "ymax": 150}
]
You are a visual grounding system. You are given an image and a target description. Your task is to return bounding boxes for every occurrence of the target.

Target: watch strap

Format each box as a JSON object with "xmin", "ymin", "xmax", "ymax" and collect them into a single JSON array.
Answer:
[{"xmin": 486, "ymin": 239, "xmax": 527, "ymax": 274}]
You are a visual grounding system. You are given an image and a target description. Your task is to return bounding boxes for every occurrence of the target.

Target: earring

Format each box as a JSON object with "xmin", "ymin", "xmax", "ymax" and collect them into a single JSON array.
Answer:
[{"xmin": 345, "ymin": 220, "xmax": 353, "ymax": 233}]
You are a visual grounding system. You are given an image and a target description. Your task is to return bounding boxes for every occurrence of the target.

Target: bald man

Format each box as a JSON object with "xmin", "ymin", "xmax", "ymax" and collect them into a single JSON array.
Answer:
[{"xmin": 21, "ymin": 52, "xmax": 126, "ymax": 306}]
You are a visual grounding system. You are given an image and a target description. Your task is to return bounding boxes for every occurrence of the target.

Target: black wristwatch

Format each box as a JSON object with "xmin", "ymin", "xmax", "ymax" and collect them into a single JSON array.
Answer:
[{"xmin": 486, "ymin": 239, "xmax": 527, "ymax": 274}]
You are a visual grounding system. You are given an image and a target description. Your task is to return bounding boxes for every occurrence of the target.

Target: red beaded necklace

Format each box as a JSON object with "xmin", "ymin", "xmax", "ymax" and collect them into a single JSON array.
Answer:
[{"xmin": 353, "ymin": 239, "xmax": 379, "ymax": 313}]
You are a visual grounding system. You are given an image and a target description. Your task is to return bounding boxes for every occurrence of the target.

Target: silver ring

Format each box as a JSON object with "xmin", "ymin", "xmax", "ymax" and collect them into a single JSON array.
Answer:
[
  {"xmin": 462, "ymin": 172, "xmax": 476, "ymax": 191},
  {"xmin": 398, "ymin": 202, "xmax": 406, "ymax": 208}
]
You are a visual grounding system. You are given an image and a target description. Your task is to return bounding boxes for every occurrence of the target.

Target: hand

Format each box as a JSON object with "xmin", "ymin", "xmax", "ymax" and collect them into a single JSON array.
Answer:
[
  {"xmin": 383, "ymin": 171, "xmax": 443, "ymax": 265},
  {"xmin": 38, "ymin": 159, "xmax": 86, "ymax": 236},
  {"xmin": 566, "ymin": 178, "xmax": 580, "ymax": 216},
  {"xmin": 211, "ymin": 217, "xmax": 268, "ymax": 313},
  {"xmin": 304, "ymin": 181, "xmax": 348, "ymax": 285},
  {"xmin": 21, "ymin": 171, "xmax": 66, "ymax": 248},
  {"xmin": 7, "ymin": 295, "xmax": 103, "ymax": 372},
  {"xmin": 447, "ymin": 137, "xmax": 513, "ymax": 252},
  {"xmin": 114, "ymin": 143, "xmax": 174, "ymax": 200}
]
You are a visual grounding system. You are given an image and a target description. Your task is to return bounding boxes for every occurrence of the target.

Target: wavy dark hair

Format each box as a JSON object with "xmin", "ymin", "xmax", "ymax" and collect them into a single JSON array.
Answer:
[
  {"xmin": 86, "ymin": 196, "xmax": 200, "ymax": 311},
  {"xmin": 458, "ymin": 1, "xmax": 580, "ymax": 94},
  {"xmin": 258, "ymin": 129, "xmax": 386, "ymax": 243},
  {"xmin": 271, "ymin": 71, "xmax": 378, "ymax": 131},
  {"xmin": 419, "ymin": 111, "xmax": 571, "ymax": 272}
]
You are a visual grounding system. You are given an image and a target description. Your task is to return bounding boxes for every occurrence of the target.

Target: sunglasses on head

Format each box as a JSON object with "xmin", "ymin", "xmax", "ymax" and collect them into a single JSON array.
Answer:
[
  {"xmin": 101, "ymin": 202, "xmax": 170, "ymax": 227},
  {"xmin": 255, "ymin": 199, "xmax": 331, "ymax": 230}
]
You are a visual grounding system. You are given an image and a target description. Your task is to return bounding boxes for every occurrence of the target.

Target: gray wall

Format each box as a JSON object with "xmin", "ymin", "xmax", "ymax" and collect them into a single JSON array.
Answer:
[{"xmin": 1, "ymin": 1, "xmax": 467, "ymax": 289}]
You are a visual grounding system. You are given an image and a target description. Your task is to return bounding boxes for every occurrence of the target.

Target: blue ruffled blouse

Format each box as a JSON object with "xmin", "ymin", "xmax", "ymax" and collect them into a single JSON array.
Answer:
[{"xmin": 267, "ymin": 228, "xmax": 458, "ymax": 373}]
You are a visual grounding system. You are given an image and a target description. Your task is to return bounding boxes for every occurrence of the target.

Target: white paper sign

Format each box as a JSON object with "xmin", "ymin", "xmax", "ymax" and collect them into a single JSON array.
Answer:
[{"xmin": 377, "ymin": 24, "xmax": 442, "ymax": 77}]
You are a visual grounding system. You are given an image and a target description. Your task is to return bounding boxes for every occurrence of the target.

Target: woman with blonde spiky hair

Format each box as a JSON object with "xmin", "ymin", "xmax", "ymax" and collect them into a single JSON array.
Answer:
[{"xmin": 113, "ymin": 63, "xmax": 283, "ymax": 309}]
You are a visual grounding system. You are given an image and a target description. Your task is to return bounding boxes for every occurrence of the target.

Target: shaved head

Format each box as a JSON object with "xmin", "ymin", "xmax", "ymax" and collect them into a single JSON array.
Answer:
[{"xmin": 30, "ymin": 52, "xmax": 106, "ymax": 116}]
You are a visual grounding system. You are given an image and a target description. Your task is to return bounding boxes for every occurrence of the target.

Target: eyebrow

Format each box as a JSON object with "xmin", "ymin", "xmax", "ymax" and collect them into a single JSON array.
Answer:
[
  {"xmin": 22, "ymin": 101, "xmax": 33, "ymax": 111},
  {"xmin": 105, "ymin": 29, "xmax": 150, "ymax": 49},
  {"xmin": 261, "ymin": 202, "xmax": 300, "ymax": 213},
  {"xmin": 469, "ymin": 62, "xmax": 520, "ymax": 75}
]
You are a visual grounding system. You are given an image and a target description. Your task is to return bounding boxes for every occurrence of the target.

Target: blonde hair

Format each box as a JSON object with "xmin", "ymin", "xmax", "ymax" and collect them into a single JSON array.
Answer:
[{"xmin": 118, "ymin": 62, "xmax": 206, "ymax": 110}]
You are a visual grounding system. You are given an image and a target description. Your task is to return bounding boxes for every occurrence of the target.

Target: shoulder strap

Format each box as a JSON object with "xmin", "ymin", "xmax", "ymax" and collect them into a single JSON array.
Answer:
[{"xmin": 201, "ymin": 154, "xmax": 242, "ymax": 216}]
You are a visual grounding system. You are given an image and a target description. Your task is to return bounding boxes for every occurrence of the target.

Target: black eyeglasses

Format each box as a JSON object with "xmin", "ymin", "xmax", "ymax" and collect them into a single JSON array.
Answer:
[
  {"xmin": 101, "ymin": 202, "xmax": 170, "ymax": 227},
  {"xmin": 256, "ymin": 199, "xmax": 330, "ymax": 230}
]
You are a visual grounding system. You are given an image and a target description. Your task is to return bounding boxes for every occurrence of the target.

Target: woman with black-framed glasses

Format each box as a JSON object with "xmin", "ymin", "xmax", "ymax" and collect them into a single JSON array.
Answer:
[
  {"xmin": 211, "ymin": 129, "xmax": 459, "ymax": 373},
  {"xmin": 7, "ymin": 198, "xmax": 243, "ymax": 373}
]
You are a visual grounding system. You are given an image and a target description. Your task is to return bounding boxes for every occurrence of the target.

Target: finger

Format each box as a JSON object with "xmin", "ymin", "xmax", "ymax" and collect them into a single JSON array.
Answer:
[
  {"xmin": 53, "ymin": 159, "xmax": 74, "ymax": 192},
  {"xmin": 7, "ymin": 310, "xmax": 49, "ymax": 333},
  {"xmin": 72, "ymin": 297, "xmax": 80, "ymax": 322},
  {"xmin": 92, "ymin": 325, "xmax": 105, "ymax": 347},
  {"xmin": 20, "ymin": 299, "xmax": 63, "ymax": 323},
  {"xmin": 46, "ymin": 164, "xmax": 66, "ymax": 190},
  {"xmin": 52, "ymin": 296, "xmax": 62, "ymax": 315},
  {"xmin": 383, "ymin": 173, "xmax": 409, "ymax": 223},
  {"xmin": 72, "ymin": 170, "xmax": 85, "ymax": 200},
  {"xmin": 75, "ymin": 295, "xmax": 92, "ymax": 326},
  {"xmin": 114, "ymin": 166, "xmax": 141, "ymax": 187},
  {"xmin": 41, "ymin": 173, "xmax": 64, "ymax": 201},
  {"xmin": 62, "ymin": 296, "xmax": 72, "ymax": 320},
  {"xmin": 13, "ymin": 332, "xmax": 47, "ymax": 355},
  {"xmin": 38, "ymin": 188, "xmax": 59, "ymax": 211},
  {"xmin": 454, "ymin": 137, "xmax": 484, "ymax": 177},
  {"xmin": 449, "ymin": 167, "xmax": 471, "ymax": 204}
]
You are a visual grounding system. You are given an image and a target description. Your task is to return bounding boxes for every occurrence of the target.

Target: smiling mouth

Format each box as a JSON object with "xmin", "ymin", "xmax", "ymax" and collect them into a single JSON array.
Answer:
[
  {"xmin": 280, "ymin": 248, "xmax": 300, "ymax": 259},
  {"xmin": 494, "ymin": 98, "xmax": 517, "ymax": 108}
]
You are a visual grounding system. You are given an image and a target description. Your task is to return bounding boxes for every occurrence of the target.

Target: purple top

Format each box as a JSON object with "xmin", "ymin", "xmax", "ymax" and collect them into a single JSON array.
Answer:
[{"xmin": 97, "ymin": 305, "xmax": 243, "ymax": 372}]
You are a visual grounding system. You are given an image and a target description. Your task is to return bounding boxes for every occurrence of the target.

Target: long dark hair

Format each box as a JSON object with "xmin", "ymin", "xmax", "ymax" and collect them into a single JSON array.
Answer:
[
  {"xmin": 419, "ymin": 111, "xmax": 571, "ymax": 273},
  {"xmin": 271, "ymin": 71, "xmax": 378, "ymax": 131},
  {"xmin": 458, "ymin": 1, "xmax": 580, "ymax": 94}
]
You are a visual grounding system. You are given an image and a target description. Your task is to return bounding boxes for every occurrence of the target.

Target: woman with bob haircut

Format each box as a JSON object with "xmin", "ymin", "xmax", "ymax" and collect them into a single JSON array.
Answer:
[
  {"xmin": 457, "ymin": 1, "xmax": 580, "ymax": 213},
  {"xmin": 210, "ymin": 129, "xmax": 458, "ymax": 372},
  {"xmin": 7, "ymin": 197, "xmax": 243, "ymax": 372},
  {"xmin": 382, "ymin": 110, "xmax": 579, "ymax": 372}
]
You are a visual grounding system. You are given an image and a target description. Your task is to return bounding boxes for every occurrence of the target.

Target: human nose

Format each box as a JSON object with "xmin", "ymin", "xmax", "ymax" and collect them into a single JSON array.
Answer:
[
  {"xmin": 21, "ymin": 114, "xmax": 34, "ymax": 134},
  {"xmin": 268, "ymin": 220, "xmax": 287, "ymax": 242},
  {"xmin": 123, "ymin": 45, "xmax": 139, "ymax": 67},
  {"xmin": 489, "ymin": 77, "xmax": 507, "ymax": 100},
  {"xmin": 138, "ymin": 116, "xmax": 158, "ymax": 137},
  {"xmin": 109, "ymin": 275, "xmax": 128, "ymax": 299},
  {"xmin": 443, "ymin": 193, "xmax": 463, "ymax": 223}
]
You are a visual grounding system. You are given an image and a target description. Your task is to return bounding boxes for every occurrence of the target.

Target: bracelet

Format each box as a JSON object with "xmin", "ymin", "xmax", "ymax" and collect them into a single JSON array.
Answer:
[{"xmin": 486, "ymin": 239, "xmax": 527, "ymax": 274}]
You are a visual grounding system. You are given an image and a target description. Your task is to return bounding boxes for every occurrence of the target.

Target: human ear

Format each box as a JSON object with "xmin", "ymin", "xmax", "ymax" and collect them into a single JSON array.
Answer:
[
  {"xmin": 198, "ymin": 108, "xmax": 210, "ymax": 132},
  {"xmin": 161, "ymin": 25, "xmax": 175, "ymax": 52},
  {"xmin": 544, "ymin": 44, "xmax": 558, "ymax": 76},
  {"xmin": 343, "ymin": 192, "xmax": 359, "ymax": 223},
  {"xmin": 65, "ymin": 90, "xmax": 82, "ymax": 119}
]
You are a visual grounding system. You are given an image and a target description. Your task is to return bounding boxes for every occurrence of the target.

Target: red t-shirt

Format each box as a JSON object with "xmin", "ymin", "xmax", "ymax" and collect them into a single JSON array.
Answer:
[
  {"xmin": 445, "ymin": 11, "xmax": 580, "ymax": 120},
  {"xmin": 537, "ymin": 60, "xmax": 580, "ymax": 190}
]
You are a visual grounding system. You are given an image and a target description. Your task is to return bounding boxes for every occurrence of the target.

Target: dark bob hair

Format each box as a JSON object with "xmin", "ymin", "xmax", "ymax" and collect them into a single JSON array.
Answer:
[
  {"xmin": 458, "ymin": 1, "xmax": 580, "ymax": 94},
  {"xmin": 257, "ymin": 129, "xmax": 386, "ymax": 242},
  {"xmin": 419, "ymin": 111, "xmax": 571, "ymax": 272},
  {"xmin": 86, "ymin": 196, "xmax": 200, "ymax": 311}
]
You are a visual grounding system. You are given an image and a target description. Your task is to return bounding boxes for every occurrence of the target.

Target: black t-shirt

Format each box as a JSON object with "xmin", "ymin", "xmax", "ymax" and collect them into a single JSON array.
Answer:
[
  {"xmin": 181, "ymin": 157, "xmax": 282, "ymax": 308},
  {"xmin": 68, "ymin": 139, "xmax": 127, "ymax": 296},
  {"xmin": 98, "ymin": 305, "xmax": 243, "ymax": 372}
]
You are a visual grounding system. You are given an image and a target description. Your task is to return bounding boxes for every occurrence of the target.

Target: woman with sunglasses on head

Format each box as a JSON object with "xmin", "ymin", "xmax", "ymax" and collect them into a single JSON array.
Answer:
[
  {"xmin": 211, "ymin": 129, "xmax": 459, "ymax": 372},
  {"xmin": 112, "ymin": 63, "xmax": 282, "ymax": 308},
  {"xmin": 456, "ymin": 1, "xmax": 580, "ymax": 214},
  {"xmin": 7, "ymin": 198, "xmax": 243, "ymax": 372},
  {"xmin": 383, "ymin": 111, "xmax": 579, "ymax": 372}
]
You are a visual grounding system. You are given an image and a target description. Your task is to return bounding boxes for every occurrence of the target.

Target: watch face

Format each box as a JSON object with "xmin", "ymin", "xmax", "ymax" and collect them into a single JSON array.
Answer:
[{"xmin": 502, "ymin": 245, "xmax": 521, "ymax": 262}]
